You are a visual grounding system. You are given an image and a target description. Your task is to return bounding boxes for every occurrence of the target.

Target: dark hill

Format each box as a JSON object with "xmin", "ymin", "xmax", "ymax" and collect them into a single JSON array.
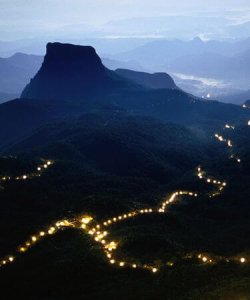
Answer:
[
  {"xmin": 21, "ymin": 43, "xmax": 140, "ymax": 100},
  {"xmin": 5, "ymin": 113, "xmax": 212, "ymax": 182},
  {"xmin": 115, "ymin": 68, "xmax": 178, "ymax": 90}
]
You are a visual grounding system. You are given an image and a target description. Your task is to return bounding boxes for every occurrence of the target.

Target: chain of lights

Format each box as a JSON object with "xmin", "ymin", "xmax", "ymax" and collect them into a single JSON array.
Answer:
[
  {"xmin": 0, "ymin": 160, "xmax": 53, "ymax": 184},
  {"xmin": 214, "ymin": 123, "xmax": 243, "ymax": 164},
  {"xmin": 0, "ymin": 180, "xmax": 247, "ymax": 272},
  {"xmin": 196, "ymin": 166, "xmax": 226, "ymax": 197}
]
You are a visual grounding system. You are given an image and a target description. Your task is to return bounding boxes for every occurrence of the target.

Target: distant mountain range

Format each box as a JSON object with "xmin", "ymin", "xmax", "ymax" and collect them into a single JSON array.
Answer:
[
  {"xmin": 0, "ymin": 53, "xmax": 43, "ymax": 94},
  {"xmin": 112, "ymin": 37, "xmax": 250, "ymax": 70},
  {"xmin": 165, "ymin": 48, "xmax": 250, "ymax": 80}
]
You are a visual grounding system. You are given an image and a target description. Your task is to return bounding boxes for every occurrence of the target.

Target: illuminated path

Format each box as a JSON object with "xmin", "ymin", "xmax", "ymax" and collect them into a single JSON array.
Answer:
[
  {"xmin": 0, "ymin": 159, "xmax": 53, "ymax": 184},
  {"xmin": 0, "ymin": 123, "xmax": 249, "ymax": 273}
]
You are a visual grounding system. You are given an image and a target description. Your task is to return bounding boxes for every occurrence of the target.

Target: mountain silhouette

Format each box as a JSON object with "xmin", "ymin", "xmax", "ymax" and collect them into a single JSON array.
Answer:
[{"xmin": 21, "ymin": 43, "xmax": 139, "ymax": 100}]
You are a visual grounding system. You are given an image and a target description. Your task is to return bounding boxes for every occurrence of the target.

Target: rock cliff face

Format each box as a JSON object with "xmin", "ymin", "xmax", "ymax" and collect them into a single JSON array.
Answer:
[{"xmin": 21, "ymin": 43, "xmax": 132, "ymax": 100}]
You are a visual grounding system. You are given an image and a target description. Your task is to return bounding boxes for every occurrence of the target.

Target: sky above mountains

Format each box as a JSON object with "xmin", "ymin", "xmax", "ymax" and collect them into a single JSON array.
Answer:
[{"xmin": 1, "ymin": 0, "xmax": 250, "ymax": 40}]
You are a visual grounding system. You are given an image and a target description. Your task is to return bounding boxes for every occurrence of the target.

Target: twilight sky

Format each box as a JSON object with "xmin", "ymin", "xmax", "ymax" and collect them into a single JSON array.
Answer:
[{"xmin": 0, "ymin": 0, "xmax": 250, "ymax": 40}]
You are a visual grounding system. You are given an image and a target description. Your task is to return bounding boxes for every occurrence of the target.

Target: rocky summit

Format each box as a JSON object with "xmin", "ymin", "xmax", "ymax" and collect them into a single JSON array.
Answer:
[{"xmin": 21, "ymin": 42, "xmax": 134, "ymax": 100}]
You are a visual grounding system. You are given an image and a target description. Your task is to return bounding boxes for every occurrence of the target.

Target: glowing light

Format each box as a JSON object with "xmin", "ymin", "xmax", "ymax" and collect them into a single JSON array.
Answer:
[
  {"xmin": 81, "ymin": 216, "xmax": 93, "ymax": 224},
  {"xmin": 48, "ymin": 227, "xmax": 56, "ymax": 235},
  {"xmin": 240, "ymin": 257, "xmax": 246, "ymax": 263},
  {"xmin": 225, "ymin": 124, "xmax": 235, "ymax": 130},
  {"xmin": 105, "ymin": 241, "xmax": 117, "ymax": 251}
]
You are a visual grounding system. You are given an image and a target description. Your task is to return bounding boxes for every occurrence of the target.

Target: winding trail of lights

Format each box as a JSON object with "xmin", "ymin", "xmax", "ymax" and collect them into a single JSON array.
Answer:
[
  {"xmin": 0, "ymin": 160, "xmax": 54, "ymax": 184},
  {"xmin": 0, "ymin": 123, "xmax": 249, "ymax": 273},
  {"xmin": 214, "ymin": 121, "xmax": 247, "ymax": 164},
  {"xmin": 197, "ymin": 166, "xmax": 226, "ymax": 197}
]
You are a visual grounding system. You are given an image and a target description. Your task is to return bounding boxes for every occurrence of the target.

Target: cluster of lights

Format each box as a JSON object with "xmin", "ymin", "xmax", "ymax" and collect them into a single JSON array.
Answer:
[
  {"xmin": 214, "ymin": 133, "xmax": 233, "ymax": 148},
  {"xmin": 225, "ymin": 124, "xmax": 235, "ymax": 130},
  {"xmin": 0, "ymin": 160, "xmax": 53, "ymax": 184},
  {"xmin": 196, "ymin": 254, "xmax": 247, "ymax": 265}
]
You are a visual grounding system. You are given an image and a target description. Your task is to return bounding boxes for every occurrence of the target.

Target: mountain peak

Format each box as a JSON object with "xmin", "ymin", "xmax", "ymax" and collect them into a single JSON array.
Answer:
[
  {"xmin": 21, "ymin": 42, "xmax": 127, "ymax": 100},
  {"xmin": 44, "ymin": 42, "xmax": 103, "ymax": 70}
]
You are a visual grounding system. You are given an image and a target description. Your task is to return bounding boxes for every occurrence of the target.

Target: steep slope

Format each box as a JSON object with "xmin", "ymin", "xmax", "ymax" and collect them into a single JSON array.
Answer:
[{"xmin": 115, "ymin": 69, "xmax": 178, "ymax": 90}]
